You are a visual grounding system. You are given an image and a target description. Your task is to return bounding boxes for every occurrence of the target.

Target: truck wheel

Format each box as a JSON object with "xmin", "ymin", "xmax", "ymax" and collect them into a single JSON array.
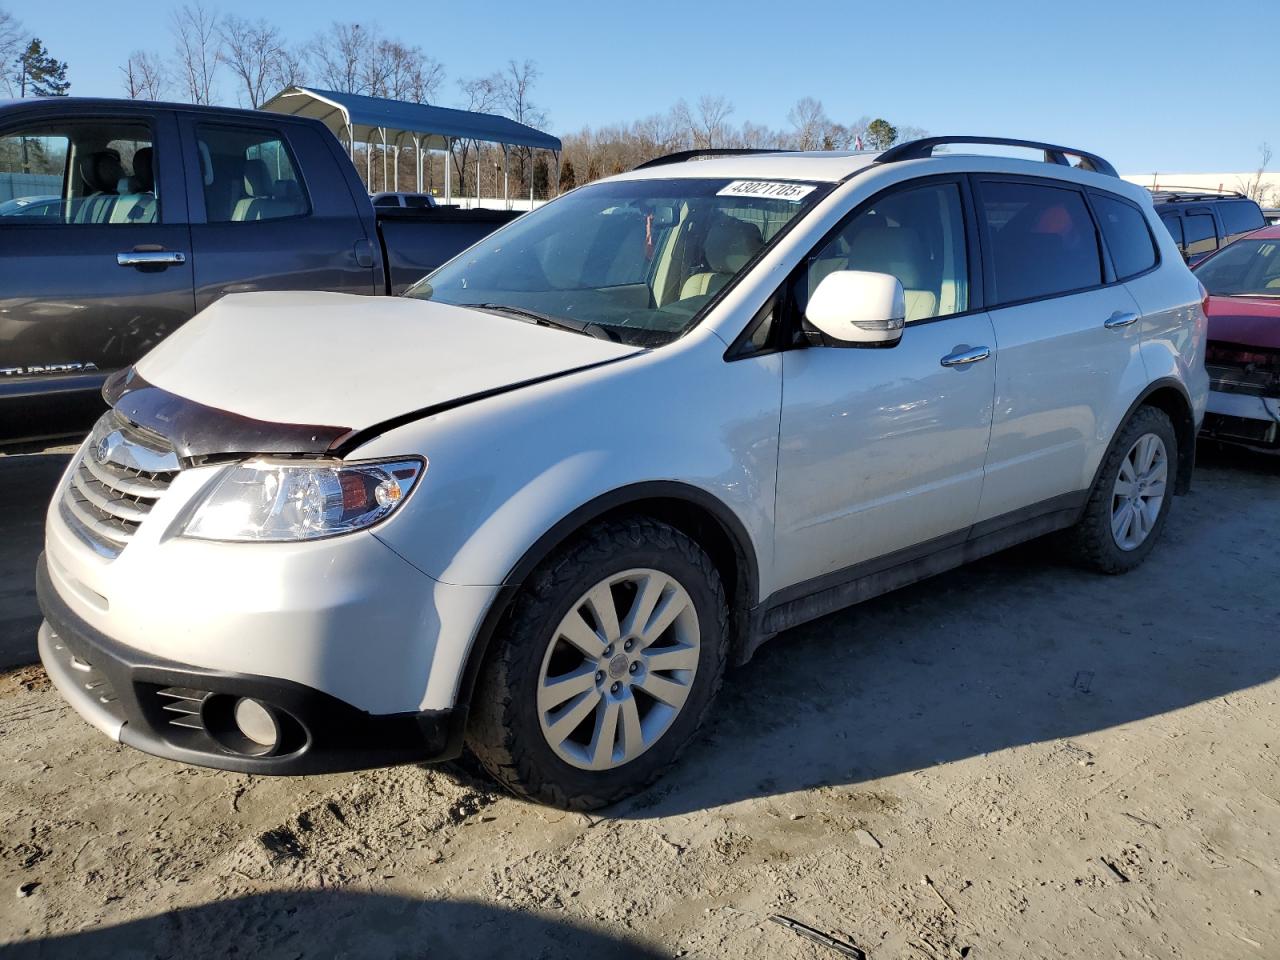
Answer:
[
  {"xmin": 468, "ymin": 518, "xmax": 729, "ymax": 810},
  {"xmin": 1066, "ymin": 405, "xmax": 1178, "ymax": 574}
]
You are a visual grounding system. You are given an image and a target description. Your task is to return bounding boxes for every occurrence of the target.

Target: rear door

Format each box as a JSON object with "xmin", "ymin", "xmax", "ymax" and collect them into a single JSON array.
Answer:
[
  {"xmin": 0, "ymin": 109, "xmax": 193, "ymax": 437},
  {"xmin": 179, "ymin": 117, "xmax": 378, "ymax": 311},
  {"xmin": 972, "ymin": 176, "xmax": 1146, "ymax": 523}
]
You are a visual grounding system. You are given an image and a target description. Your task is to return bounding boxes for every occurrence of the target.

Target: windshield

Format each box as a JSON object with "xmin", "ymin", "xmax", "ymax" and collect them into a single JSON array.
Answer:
[
  {"xmin": 407, "ymin": 177, "xmax": 828, "ymax": 346},
  {"xmin": 1194, "ymin": 238, "xmax": 1280, "ymax": 297}
]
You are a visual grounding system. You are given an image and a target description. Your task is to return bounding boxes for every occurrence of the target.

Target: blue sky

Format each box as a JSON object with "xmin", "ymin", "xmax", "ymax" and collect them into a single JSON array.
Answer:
[{"xmin": 13, "ymin": 0, "xmax": 1276, "ymax": 173}]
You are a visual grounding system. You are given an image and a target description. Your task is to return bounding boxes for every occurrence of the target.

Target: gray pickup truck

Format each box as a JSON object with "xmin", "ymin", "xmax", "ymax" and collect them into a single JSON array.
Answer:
[{"xmin": 0, "ymin": 98, "xmax": 518, "ymax": 443}]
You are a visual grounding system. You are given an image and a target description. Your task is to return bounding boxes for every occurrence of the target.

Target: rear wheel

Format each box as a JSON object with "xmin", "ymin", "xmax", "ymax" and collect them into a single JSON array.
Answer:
[
  {"xmin": 1066, "ymin": 405, "xmax": 1178, "ymax": 573},
  {"xmin": 468, "ymin": 518, "xmax": 728, "ymax": 810}
]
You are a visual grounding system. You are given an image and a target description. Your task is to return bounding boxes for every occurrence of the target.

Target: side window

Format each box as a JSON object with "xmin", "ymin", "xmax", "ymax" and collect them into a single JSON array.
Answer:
[
  {"xmin": 979, "ymin": 180, "xmax": 1102, "ymax": 305},
  {"xmin": 195, "ymin": 124, "xmax": 308, "ymax": 223},
  {"xmin": 1219, "ymin": 201, "xmax": 1265, "ymax": 239},
  {"xmin": 1183, "ymin": 212, "xmax": 1218, "ymax": 258},
  {"xmin": 1159, "ymin": 214, "xmax": 1184, "ymax": 250},
  {"xmin": 1091, "ymin": 193, "xmax": 1158, "ymax": 279},
  {"xmin": 0, "ymin": 120, "xmax": 157, "ymax": 225},
  {"xmin": 801, "ymin": 181, "xmax": 969, "ymax": 323}
]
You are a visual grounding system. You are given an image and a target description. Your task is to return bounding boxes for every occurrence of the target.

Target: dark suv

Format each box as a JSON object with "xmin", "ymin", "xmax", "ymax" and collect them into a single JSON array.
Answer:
[{"xmin": 1149, "ymin": 187, "xmax": 1266, "ymax": 264}]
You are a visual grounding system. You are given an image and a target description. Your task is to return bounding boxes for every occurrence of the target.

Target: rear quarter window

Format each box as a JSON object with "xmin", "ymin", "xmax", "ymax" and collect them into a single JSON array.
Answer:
[
  {"xmin": 1219, "ymin": 200, "xmax": 1265, "ymax": 238},
  {"xmin": 1091, "ymin": 193, "xmax": 1158, "ymax": 279}
]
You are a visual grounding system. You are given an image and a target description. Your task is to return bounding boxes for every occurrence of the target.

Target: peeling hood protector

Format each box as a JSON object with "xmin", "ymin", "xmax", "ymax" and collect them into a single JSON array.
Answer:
[{"xmin": 123, "ymin": 291, "xmax": 640, "ymax": 458}]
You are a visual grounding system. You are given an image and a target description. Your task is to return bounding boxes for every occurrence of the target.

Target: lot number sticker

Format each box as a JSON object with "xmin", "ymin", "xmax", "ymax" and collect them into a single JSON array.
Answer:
[{"xmin": 717, "ymin": 180, "xmax": 816, "ymax": 203}]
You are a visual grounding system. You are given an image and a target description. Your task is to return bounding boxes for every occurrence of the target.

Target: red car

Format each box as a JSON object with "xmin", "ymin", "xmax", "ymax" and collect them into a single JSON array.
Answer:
[{"xmin": 1192, "ymin": 225, "xmax": 1280, "ymax": 452}]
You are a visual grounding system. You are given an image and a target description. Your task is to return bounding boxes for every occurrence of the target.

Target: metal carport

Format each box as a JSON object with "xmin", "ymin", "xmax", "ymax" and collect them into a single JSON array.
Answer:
[{"xmin": 260, "ymin": 86, "xmax": 562, "ymax": 206}]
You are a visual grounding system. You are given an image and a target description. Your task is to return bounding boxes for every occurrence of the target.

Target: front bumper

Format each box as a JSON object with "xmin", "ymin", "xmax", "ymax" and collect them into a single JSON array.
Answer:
[
  {"xmin": 37, "ymin": 554, "xmax": 465, "ymax": 775},
  {"xmin": 1203, "ymin": 389, "xmax": 1280, "ymax": 449}
]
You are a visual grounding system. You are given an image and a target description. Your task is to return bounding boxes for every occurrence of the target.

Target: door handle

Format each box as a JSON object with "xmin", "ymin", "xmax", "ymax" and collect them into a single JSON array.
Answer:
[
  {"xmin": 1104, "ymin": 311, "xmax": 1138, "ymax": 329},
  {"xmin": 117, "ymin": 250, "xmax": 187, "ymax": 267},
  {"xmin": 940, "ymin": 346, "xmax": 991, "ymax": 367}
]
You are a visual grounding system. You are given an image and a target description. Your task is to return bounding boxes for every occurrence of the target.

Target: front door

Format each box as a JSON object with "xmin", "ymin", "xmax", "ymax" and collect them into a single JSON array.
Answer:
[
  {"xmin": 773, "ymin": 178, "xmax": 997, "ymax": 591},
  {"xmin": 0, "ymin": 110, "xmax": 193, "ymax": 438}
]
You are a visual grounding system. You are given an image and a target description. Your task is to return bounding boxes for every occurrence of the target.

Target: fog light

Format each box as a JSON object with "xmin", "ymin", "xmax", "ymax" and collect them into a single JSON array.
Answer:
[{"xmin": 233, "ymin": 698, "xmax": 280, "ymax": 748}]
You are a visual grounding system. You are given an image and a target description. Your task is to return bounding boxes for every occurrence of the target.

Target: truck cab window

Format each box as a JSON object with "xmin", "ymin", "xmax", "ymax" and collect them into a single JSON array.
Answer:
[
  {"xmin": 195, "ymin": 125, "xmax": 308, "ymax": 223},
  {"xmin": 0, "ymin": 121, "xmax": 157, "ymax": 225}
]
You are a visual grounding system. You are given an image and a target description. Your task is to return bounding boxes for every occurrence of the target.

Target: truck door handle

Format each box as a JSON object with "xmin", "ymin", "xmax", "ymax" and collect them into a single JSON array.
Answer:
[
  {"xmin": 117, "ymin": 250, "xmax": 187, "ymax": 267},
  {"xmin": 1104, "ymin": 311, "xmax": 1138, "ymax": 329},
  {"xmin": 940, "ymin": 346, "xmax": 991, "ymax": 367}
]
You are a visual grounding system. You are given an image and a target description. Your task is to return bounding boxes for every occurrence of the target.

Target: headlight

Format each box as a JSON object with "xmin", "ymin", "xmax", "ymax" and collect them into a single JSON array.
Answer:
[{"xmin": 181, "ymin": 458, "xmax": 425, "ymax": 542}]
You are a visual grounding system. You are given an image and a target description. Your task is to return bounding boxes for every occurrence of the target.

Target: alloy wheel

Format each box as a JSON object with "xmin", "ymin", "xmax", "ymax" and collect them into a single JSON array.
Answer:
[
  {"xmin": 1111, "ymin": 432, "xmax": 1168, "ymax": 551},
  {"xmin": 536, "ymin": 568, "xmax": 700, "ymax": 771}
]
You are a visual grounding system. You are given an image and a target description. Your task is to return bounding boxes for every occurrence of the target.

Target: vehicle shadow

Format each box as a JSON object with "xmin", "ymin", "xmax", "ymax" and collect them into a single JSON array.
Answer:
[
  {"xmin": 0, "ymin": 451, "xmax": 71, "ymax": 670},
  {"xmin": 612, "ymin": 444, "xmax": 1280, "ymax": 818},
  {"xmin": 1, "ymin": 890, "xmax": 663, "ymax": 959}
]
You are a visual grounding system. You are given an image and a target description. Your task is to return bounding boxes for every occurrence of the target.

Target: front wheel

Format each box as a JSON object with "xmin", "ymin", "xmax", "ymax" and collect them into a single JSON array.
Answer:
[
  {"xmin": 1065, "ymin": 405, "xmax": 1178, "ymax": 574},
  {"xmin": 468, "ymin": 518, "xmax": 729, "ymax": 809}
]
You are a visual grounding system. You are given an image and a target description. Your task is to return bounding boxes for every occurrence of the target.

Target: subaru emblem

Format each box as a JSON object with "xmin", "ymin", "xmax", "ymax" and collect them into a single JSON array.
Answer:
[{"xmin": 94, "ymin": 435, "xmax": 113, "ymax": 464}]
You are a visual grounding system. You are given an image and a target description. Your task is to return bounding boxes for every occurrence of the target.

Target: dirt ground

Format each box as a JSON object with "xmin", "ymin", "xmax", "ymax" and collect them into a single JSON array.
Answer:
[{"xmin": 0, "ymin": 443, "xmax": 1276, "ymax": 959}]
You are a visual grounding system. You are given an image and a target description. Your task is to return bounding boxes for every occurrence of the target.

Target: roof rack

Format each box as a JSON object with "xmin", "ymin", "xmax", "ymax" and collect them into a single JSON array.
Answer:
[
  {"xmin": 1147, "ymin": 185, "xmax": 1248, "ymax": 201},
  {"xmin": 633, "ymin": 148, "xmax": 791, "ymax": 171},
  {"xmin": 875, "ymin": 136, "xmax": 1118, "ymax": 178}
]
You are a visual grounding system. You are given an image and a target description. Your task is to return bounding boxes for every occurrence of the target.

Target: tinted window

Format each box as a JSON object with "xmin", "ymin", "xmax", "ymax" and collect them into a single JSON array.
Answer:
[
  {"xmin": 1159, "ymin": 214, "xmax": 1184, "ymax": 249},
  {"xmin": 0, "ymin": 120, "xmax": 157, "ymax": 225},
  {"xmin": 1092, "ymin": 193, "xmax": 1157, "ymax": 279},
  {"xmin": 1184, "ymin": 213, "xmax": 1217, "ymax": 257},
  {"xmin": 195, "ymin": 125, "xmax": 308, "ymax": 223},
  {"xmin": 404, "ymin": 195, "xmax": 433, "ymax": 208},
  {"xmin": 802, "ymin": 181, "xmax": 969, "ymax": 322},
  {"xmin": 980, "ymin": 181, "xmax": 1102, "ymax": 304},
  {"xmin": 373, "ymin": 194, "xmax": 399, "ymax": 207},
  {"xmin": 1219, "ymin": 200, "xmax": 1265, "ymax": 238}
]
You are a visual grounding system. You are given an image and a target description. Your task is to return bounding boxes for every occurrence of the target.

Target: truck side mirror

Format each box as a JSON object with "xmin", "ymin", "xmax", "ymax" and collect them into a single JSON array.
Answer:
[{"xmin": 805, "ymin": 270, "xmax": 906, "ymax": 347}]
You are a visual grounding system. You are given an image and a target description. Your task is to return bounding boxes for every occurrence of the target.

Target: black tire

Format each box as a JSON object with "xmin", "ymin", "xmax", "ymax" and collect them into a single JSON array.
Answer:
[
  {"xmin": 1065, "ymin": 405, "xmax": 1179, "ymax": 574},
  {"xmin": 467, "ymin": 517, "xmax": 729, "ymax": 810}
]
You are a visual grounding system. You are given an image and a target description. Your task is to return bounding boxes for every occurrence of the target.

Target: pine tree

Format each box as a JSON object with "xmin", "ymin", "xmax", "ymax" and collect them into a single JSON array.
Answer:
[{"xmin": 15, "ymin": 39, "xmax": 69, "ymax": 97}]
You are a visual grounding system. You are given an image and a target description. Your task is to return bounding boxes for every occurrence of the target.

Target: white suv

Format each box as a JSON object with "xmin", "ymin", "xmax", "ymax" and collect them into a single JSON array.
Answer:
[{"xmin": 39, "ymin": 137, "xmax": 1209, "ymax": 808}]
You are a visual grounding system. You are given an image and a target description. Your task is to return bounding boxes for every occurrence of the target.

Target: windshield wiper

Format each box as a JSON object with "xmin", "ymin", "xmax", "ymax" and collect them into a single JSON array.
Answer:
[{"xmin": 459, "ymin": 303, "xmax": 619, "ymax": 341}]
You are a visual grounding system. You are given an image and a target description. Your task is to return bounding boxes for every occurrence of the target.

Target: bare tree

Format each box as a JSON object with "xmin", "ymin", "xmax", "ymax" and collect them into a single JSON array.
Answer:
[
  {"xmin": 363, "ymin": 40, "xmax": 441, "ymax": 103},
  {"xmin": 450, "ymin": 74, "xmax": 498, "ymax": 195},
  {"xmin": 171, "ymin": 3, "xmax": 221, "ymax": 105},
  {"xmin": 496, "ymin": 59, "xmax": 548, "ymax": 194},
  {"xmin": 219, "ymin": 16, "xmax": 284, "ymax": 107},
  {"xmin": 673, "ymin": 95, "xmax": 734, "ymax": 150},
  {"xmin": 121, "ymin": 50, "xmax": 167, "ymax": 100},
  {"xmin": 310, "ymin": 22, "xmax": 371, "ymax": 94},
  {"xmin": 270, "ymin": 44, "xmax": 308, "ymax": 93},
  {"xmin": 1239, "ymin": 142, "xmax": 1273, "ymax": 203},
  {"xmin": 0, "ymin": 7, "xmax": 23, "ymax": 97},
  {"xmin": 788, "ymin": 97, "xmax": 830, "ymax": 151}
]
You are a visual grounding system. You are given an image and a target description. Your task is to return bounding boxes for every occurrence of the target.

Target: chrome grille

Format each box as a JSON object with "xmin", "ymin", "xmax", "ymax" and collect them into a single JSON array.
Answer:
[{"xmin": 61, "ymin": 411, "xmax": 180, "ymax": 558}]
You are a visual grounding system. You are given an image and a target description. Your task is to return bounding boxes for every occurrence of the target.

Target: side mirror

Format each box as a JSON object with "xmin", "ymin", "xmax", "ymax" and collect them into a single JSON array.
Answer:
[{"xmin": 805, "ymin": 270, "xmax": 906, "ymax": 347}]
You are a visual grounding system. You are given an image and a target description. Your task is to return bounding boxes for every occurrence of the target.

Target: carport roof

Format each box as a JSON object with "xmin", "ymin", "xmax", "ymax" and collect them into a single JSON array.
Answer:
[{"xmin": 260, "ymin": 86, "xmax": 561, "ymax": 152}]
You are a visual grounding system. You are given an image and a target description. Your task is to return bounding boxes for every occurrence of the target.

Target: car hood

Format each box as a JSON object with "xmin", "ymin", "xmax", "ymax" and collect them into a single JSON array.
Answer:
[
  {"xmin": 123, "ymin": 291, "xmax": 640, "ymax": 457},
  {"xmin": 1205, "ymin": 295, "xmax": 1280, "ymax": 350}
]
